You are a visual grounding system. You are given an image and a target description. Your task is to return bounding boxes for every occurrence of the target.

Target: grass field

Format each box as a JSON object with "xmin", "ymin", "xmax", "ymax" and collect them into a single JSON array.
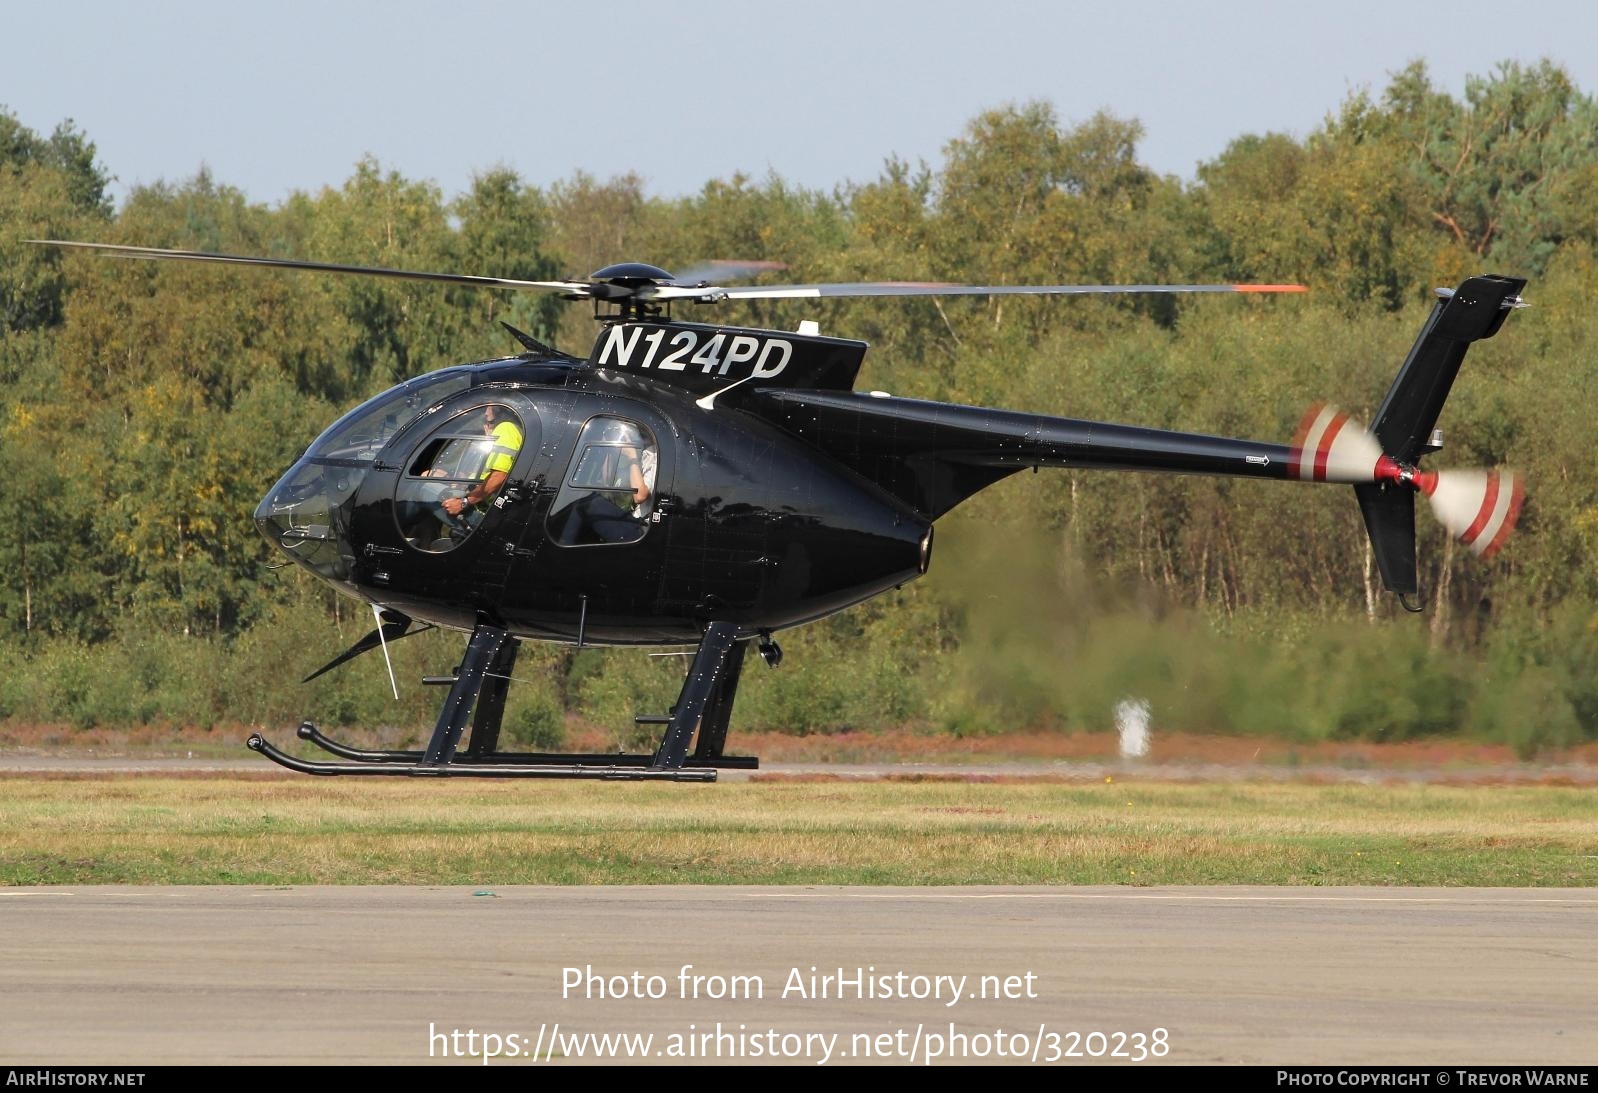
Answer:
[{"xmin": 2, "ymin": 774, "xmax": 1595, "ymax": 886}]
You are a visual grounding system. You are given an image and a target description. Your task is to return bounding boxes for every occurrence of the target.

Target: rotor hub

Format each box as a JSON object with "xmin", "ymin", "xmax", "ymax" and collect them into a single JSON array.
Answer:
[{"xmin": 590, "ymin": 262, "xmax": 675, "ymax": 283}]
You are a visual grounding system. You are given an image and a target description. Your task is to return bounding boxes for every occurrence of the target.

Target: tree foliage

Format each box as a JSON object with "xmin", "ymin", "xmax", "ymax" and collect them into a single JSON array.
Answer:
[{"xmin": 3, "ymin": 62, "xmax": 1598, "ymax": 745}]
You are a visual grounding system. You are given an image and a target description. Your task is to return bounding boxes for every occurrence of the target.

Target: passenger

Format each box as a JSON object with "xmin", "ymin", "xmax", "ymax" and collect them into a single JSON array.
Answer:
[
  {"xmin": 550, "ymin": 420, "xmax": 658, "ymax": 545},
  {"xmin": 617, "ymin": 427, "xmax": 655, "ymax": 518}
]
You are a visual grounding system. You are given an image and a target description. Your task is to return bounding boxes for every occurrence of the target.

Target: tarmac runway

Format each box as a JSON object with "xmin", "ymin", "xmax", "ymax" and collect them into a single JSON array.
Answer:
[{"xmin": 2, "ymin": 885, "xmax": 1595, "ymax": 1066}]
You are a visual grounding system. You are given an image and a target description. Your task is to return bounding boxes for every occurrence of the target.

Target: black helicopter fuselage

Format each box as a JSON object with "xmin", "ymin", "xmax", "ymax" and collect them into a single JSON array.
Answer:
[
  {"xmin": 254, "ymin": 315, "xmax": 1299, "ymax": 647},
  {"xmin": 256, "ymin": 322, "xmax": 935, "ymax": 646}
]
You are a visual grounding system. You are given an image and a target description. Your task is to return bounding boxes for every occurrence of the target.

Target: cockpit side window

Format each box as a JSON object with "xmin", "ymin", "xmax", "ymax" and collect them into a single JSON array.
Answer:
[
  {"xmin": 395, "ymin": 403, "xmax": 528, "ymax": 553},
  {"xmin": 546, "ymin": 416, "xmax": 658, "ymax": 547}
]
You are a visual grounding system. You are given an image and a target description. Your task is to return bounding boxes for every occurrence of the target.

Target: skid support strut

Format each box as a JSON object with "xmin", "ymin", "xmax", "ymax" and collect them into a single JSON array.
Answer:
[
  {"xmin": 247, "ymin": 621, "xmax": 756, "ymax": 780},
  {"xmin": 692, "ymin": 638, "xmax": 748, "ymax": 763},
  {"xmin": 422, "ymin": 625, "xmax": 515, "ymax": 765},
  {"xmin": 652, "ymin": 622, "xmax": 742, "ymax": 771}
]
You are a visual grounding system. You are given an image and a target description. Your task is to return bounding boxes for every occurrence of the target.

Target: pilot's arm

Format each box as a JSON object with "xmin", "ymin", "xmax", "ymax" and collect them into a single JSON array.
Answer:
[
  {"xmin": 443, "ymin": 420, "xmax": 521, "ymax": 516},
  {"xmin": 443, "ymin": 472, "xmax": 507, "ymax": 517}
]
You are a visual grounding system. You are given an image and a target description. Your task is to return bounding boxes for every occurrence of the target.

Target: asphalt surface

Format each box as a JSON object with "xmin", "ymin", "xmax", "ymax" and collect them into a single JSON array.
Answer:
[{"xmin": 2, "ymin": 885, "xmax": 1595, "ymax": 1066}]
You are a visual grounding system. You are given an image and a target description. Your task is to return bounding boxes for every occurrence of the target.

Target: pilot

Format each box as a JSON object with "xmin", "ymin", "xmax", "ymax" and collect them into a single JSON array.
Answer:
[{"xmin": 443, "ymin": 403, "xmax": 523, "ymax": 520}]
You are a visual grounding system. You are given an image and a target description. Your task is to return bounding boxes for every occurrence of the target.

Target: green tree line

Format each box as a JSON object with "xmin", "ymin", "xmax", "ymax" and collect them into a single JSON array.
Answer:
[{"xmin": 3, "ymin": 60, "xmax": 1597, "ymax": 754}]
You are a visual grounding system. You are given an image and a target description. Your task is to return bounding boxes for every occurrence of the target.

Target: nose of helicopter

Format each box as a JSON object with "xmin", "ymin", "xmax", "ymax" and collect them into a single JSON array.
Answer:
[{"xmin": 254, "ymin": 458, "xmax": 361, "ymax": 582}]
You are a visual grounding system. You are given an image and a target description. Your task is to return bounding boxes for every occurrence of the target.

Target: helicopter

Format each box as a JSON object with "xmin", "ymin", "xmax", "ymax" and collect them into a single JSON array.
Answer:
[{"xmin": 36, "ymin": 241, "xmax": 1527, "ymax": 781}]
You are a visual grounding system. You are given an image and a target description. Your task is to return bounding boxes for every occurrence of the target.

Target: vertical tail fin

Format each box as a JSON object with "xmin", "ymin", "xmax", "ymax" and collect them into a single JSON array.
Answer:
[
  {"xmin": 1355, "ymin": 483, "xmax": 1419, "ymax": 599},
  {"xmin": 1299, "ymin": 275, "xmax": 1528, "ymax": 603},
  {"xmin": 1367, "ymin": 274, "xmax": 1527, "ymax": 463},
  {"xmin": 1361, "ymin": 274, "xmax": 1526, "ymax": 599}
]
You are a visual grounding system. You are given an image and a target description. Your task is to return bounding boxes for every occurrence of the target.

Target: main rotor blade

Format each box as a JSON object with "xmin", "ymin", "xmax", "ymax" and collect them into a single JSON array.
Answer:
[
  {"xmin": 29, "ymin": 240, "xmax": 594, "ymax": 295},
  {"xmin": 668, "ymin": 259, "xmax": 789, "ymax": 285},
  {"xmin": 31, "ymin": 240, "xmax": 1307, "ymax": 304},
  {"xmin": 649, "ymin": 281, "xmax": 1308, "ymax": 301}
]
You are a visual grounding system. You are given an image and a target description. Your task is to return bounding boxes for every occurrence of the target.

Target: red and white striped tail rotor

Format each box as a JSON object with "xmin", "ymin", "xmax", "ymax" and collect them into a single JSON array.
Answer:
[
  {"xmin": 1414, "ymin": 468, "xmax": 1525, "ymax": 560},
  {"xmin": 1287, "ymin": 403, "xmax": 1384, "ymax": 483},
  {"xmin": 1289, "ymin": 403, "xmax": 1525, "ymax": 560}
]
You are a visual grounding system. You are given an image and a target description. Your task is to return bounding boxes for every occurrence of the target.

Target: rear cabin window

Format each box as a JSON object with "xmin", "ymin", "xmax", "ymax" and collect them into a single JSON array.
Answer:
[{"xmin": 546, "ymin": 417, "xmax": 658, "ymax": 547}]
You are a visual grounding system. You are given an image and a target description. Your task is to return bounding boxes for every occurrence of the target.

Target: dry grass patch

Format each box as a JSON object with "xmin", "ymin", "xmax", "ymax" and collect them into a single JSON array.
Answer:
[{"xmin": 0, "ymin": 776, "xmax": 1593, "ymax": 886}]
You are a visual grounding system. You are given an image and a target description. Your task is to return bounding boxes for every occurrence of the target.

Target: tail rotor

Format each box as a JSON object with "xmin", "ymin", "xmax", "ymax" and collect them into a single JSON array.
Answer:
[
  {"xmin": 1413, "ymin": 467, "xmax": 1525, "ymax": 560},
  {"xmin": 1289, "ymin": 403, "xmax": 1525, "ymax": 562}
]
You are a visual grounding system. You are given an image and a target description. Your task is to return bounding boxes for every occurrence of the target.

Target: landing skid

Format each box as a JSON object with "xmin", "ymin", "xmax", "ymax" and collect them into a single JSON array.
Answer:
[
  {"xmin": 246, "ymin": 733, "xmax": 715, "ymax": 781},
  {"xmin": 292, "ymin": 721, "xmax": 757, "ymax": 769},
  {"xmin": 246, "ymin": 620, "xmax": 757, "ymax": 782}
]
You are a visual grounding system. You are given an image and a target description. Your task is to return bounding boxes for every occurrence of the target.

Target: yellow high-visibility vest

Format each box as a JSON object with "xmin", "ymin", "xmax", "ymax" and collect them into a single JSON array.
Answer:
[{"xmin": 482, "ymin": 421, "xmax": 523, "ymax": 477}]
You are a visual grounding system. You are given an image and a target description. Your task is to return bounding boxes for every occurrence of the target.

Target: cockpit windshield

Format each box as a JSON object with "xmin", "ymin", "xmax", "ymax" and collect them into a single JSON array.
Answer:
[
  {"xmin": 256, "ymin": 368, "xmax": 473, "ymax": 581},
  {"xmin": 302, "ymin": 369, "xmax": 473, "ymax": 464}
]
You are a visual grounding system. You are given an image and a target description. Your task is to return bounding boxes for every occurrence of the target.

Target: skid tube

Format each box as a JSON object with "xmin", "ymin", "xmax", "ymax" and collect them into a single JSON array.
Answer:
[
  {"xmin": 293, "ymin": 721, "xmax": 758, "ymax": 770},
  {"xmin": 249, "ymin": 620, "xmax": 760, "ymax": 782},
  {"xmin": 246, "ymin": 733, "xmax": 716, "ymax": 781}
]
